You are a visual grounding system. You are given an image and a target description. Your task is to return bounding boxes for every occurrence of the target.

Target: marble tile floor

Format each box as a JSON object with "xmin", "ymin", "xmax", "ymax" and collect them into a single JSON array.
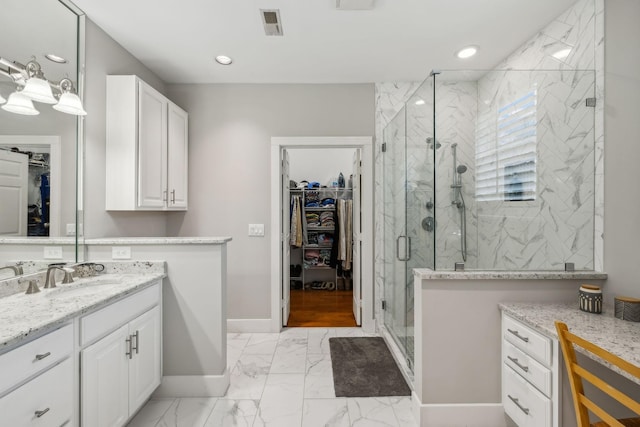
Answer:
[{"xmin": 127, "ymin": 327, "xmax": 417, "ymax": 427}]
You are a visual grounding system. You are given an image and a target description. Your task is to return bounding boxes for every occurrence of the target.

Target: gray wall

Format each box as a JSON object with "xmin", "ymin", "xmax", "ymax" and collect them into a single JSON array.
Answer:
[
  {"xmin": 83, "ymin": 19, "xmax": 169, "ymax": 239},
  {"xmin": 165, "ymin": 84, "xmax": 375, "ymax": 319},
  {"xmin": 603, "ymin": 0, "xmax": 640, "ymax": 298}
]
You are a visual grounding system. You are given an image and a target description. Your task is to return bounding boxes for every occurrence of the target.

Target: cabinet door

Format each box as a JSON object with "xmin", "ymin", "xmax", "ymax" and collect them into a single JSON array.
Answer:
[
  {"xmin": 138, "ymin": 81, "xmax": 168, "ymax": 208},
  {"xmin": 167, "ymin": 103, "xmax": 188, "ymax": 209},
  {"xmin": 82, "ymin": 324, "xmax": 130, "ymax": 427},
  {"xmin": 128, "ymin": 306, "xmax": 162, "ymax": 414}
]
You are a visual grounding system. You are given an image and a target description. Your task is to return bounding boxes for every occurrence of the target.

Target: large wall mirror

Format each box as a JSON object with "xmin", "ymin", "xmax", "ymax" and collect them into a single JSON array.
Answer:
[{"xmin": 0, "ymin": 0, "xmax": 84, "ymax": 276}]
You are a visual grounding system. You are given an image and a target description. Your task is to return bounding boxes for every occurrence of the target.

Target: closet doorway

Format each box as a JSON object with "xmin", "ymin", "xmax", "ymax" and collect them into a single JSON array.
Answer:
[{"xmin": 270, "ymin": 137, "xmax": 374, "ymax": 333}]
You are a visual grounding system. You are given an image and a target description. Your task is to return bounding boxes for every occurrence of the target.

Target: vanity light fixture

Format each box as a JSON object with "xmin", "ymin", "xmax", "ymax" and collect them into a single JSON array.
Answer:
[
  {"xmin": 1, "ymin": 90, "xmax": 40, "ymax": 115},
  {"xmin": 415, "ymin": 99, "xmax": 425, "ymax": 106},
  {"xmin": 0, "ymin": 56, "xmax": 86, "ymax": 116},
  {"xmin": 52, "ymin": 78, "xmax": 86, "ymax": 116},
  {"xmin": 456, "ymin": 45, "xmax": 478, "ymax": 59},
  {"xmin": 215, "ymin": 55, "xmax": 233, "ymax": 65}
]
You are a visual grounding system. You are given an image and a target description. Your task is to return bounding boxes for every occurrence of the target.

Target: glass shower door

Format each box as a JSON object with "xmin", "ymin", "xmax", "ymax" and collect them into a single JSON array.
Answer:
[{"xmin": 383, "ymin": 107, "xmax": 409, "ymax": 364}]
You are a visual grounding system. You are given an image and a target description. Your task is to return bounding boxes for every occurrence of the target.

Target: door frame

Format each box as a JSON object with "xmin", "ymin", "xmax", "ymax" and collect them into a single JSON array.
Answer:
[
  {"xmin": 0, "ymin": 135, "xmax": 62, "ymax": 236},
  {"xmin": 270, "ymin": 136, "xmax": 375, "ymax": 333}
]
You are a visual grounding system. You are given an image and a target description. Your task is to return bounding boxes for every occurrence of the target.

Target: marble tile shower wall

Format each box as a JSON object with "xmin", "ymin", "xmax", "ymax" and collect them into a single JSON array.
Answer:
[
  {"xmin": 374, "ymin": 0, "xmax": 603, "ymax": 298},
  {"xmin": 475, "ymin": 69, "xmax": 596, "ymax": 269},
  {"xmin": 431, "ymin": 81, "xmax": 478, "ymax": 270}
]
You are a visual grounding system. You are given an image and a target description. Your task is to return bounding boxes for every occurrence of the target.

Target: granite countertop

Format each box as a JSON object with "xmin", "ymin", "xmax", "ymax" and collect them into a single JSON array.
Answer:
[
  {"xmin": 85, "ymin": 237, "xmax": 232, "ymax": 245},
  {"xmin": 415, "ymin": 269, "xmax": 607, "ymax": 280},
  {"xmin": 500, "ymin": 302, "xmax": 640, "ymax": 385},
  {"xmin": 0, "ymin": 237, "xmax": 76, "ymax": 245},
  {"xmin": 0, "ymin": 272, "xmax": 165, "ymax": 351}
]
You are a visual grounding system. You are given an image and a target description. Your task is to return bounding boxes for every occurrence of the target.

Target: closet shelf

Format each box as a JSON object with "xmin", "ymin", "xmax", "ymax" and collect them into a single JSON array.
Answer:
[
  {"xmin": 307, "ymin": 226, "xmax": 334, "ymax": 231},
  {"xmin": 303, "ymin": 244, "xmax": 332, "ymax": 249},
  {"xmin": 304, "ymin": 207, "xmax": 335, "ymax": 211}
]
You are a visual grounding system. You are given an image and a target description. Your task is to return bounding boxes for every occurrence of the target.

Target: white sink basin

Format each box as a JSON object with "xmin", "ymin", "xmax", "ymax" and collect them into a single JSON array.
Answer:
[{"xmin": 45, "ymin": 279, "xmax": 122, "ymax": 299}]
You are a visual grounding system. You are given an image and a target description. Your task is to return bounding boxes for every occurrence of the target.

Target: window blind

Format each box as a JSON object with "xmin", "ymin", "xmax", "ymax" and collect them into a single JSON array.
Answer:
[{"xmin": 476, "ymin": 90, "xmax": 537, "ymax": 202}]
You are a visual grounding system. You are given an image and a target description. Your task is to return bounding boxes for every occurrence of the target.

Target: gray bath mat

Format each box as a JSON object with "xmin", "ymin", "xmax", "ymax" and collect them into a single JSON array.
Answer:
[{"xmin": 329, "ymin": 337, "xmax": 411, "ymax": 397}]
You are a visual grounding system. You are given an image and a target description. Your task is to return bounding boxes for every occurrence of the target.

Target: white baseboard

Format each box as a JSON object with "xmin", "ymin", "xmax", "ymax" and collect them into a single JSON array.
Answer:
[
  {"xmin": 415, "ymin": 402, "xmax": 507, "ymax": 427},
  {"xmin": 153, "ymin": 371, "xmax": 230, "ymax": 398},
  {"xmin": 227, "ymin": 318, "xmax": 275, "ymax": 333}
]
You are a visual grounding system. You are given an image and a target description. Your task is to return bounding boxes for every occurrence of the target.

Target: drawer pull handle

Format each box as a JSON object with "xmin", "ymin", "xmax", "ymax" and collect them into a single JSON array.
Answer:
[
  {"xmin": 35, "ymin": 408, "xmax": 50, "ymax": 418},
  {"xmin": 508, "ymin": 395, "xmax": 530, "ymax": 415},
  {"xmin": 35, "ymin": 352, "xmax": 51, "ymax": 361},
  {"xmin": 132, "ymin": 331, "xmax": 139, "ymax": 354},
  {"xmin": 125, "ymin": 336, "xmax": 133, "ymax": 359},
  {"xmin": 171, "ymin": 190, "xmax": 176, "ymax": 204},
  {"xmin": 507, "ymin": 356, "xmax": 529, "ymax": 372},
  {"xmin": 507, "ymin": 328, "xmax": 529, "ymax": 343}
]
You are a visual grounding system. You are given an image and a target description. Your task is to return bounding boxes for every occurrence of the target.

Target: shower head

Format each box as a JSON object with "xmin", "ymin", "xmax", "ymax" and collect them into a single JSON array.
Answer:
[{"xmin": 457, "ymin": 165, "xmax": 468, "ymax": 174}]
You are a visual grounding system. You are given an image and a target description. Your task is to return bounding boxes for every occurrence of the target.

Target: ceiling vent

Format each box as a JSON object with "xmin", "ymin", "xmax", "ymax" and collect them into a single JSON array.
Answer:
[
  {"xmin": 260, "ymin": 9, "xmax": 283, "ymax": 36},
  {"xmin": 336, "ymin": 0, "xmax": 375, "ymax": 10}
]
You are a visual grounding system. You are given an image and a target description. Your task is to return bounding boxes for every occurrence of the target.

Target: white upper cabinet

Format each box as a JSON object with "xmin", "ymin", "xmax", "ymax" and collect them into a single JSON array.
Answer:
[{"xmin": 106, "ymin": 75, "xmax": 188, "ymax": 211}]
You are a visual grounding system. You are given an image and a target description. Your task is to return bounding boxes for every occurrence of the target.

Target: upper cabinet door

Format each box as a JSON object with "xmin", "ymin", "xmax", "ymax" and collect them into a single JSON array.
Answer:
[
  {"xmin": 137, "ymin": 82, "xmax": 168, "ymax": 209},
  {"xmin": 167, "ymin": 103, "xmax": 188, "ymax": 210}
]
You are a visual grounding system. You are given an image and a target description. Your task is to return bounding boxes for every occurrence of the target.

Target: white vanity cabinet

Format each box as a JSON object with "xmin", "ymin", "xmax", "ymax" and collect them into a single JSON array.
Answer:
[
  {"xmin": 501, "ymin": 313, "xmax": 561, "ymax": 427},
  {"xmin": 106, "ymin": 75, "xmax": 188, "ymax": 211},
  {"xmin": 81, "ymin": 283, "xmax": 162, "ymax": 427},
  {"xmin": 0, "ymin": 324, "xmax": 74, "ymax": 426}
]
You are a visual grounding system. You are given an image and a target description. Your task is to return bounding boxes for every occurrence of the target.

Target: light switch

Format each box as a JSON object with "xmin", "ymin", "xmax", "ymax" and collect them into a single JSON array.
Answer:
[
  {"xmin": 66, "ymin": 223, "xmax": 76, "ymax": 236},
  {"xmin": 248, "ymin": 224, "xmax": 265, "ymax": 237}
]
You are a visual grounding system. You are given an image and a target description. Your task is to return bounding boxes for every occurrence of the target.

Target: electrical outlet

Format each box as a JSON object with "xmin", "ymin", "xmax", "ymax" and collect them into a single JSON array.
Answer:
[
  {"xmin": 112, "ymin": 246, "xmax": 131, "ymax": 259},
  {"xmin": 66, "ymin": 223, "xmax": 76, "ymax": 236},
  {"xmin": 248, "ymin": 224, "xmax": 265, "ymax": 237},
  {"xmin": 44, "ymin": 246, "xmax": 63, "ymax": 259}
]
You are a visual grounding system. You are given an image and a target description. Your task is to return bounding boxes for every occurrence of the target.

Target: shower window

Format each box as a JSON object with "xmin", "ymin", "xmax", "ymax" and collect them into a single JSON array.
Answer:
[{"xmin": 477, "ymin": 88, "xmax": 537, "ymax": 202}]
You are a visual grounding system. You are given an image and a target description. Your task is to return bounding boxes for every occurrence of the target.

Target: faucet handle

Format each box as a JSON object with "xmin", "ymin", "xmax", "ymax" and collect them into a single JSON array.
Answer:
[
  {"xmin": 19, "ymin": 278, "xmax": 40, "ymax": 294},
  {"xmin": 61, "ymin": 267, "xmax": 75, "ymax": 284}
]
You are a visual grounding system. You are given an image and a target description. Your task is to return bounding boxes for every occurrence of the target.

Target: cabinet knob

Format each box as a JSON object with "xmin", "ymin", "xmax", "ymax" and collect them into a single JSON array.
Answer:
[
  {"xmin": 132, "ymin": 331, "xmax": 139, "ymax": 354},
  {"xmin": 35, "ymin": 408, "xmax": 50, "ymax": 418},
  {"xmin": 35, "ymin": 352, "xmax": 51, "ymax": 361},
  {"xmin": 507, "ymin": 328, "xmax": 529, "ymax": 343},
  {"xmin": 125, "ymin": 336, "xmax": 133, "ymax": 359}
]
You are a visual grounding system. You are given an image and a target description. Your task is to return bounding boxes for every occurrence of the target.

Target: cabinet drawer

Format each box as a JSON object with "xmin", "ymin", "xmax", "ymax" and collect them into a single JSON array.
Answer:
[
  {"xmin": 503, "ymin": 365, "xmax": 552, "ymax": 427},
  {"xmin": 0, "ymin": 324, "xmax": 73, "ymax": 395},
  {"xmin": 0, "ymin": 357, "xmax": 73, "ymax": 426},
  {"xmin": 80, "ymin": 282, "xmax": 160, "ymax": 346},
  {"xmin": 504, "ymin": 341, "xmax": 552, "ymax": 397},
  {"xmin": 503, "ymin": 315, "xmax": 551, "ymax": 365}
]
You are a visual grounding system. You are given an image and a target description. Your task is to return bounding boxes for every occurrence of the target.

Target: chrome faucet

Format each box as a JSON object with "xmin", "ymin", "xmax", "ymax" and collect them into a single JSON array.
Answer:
[
  {"xmin": 0, "ymin": 264, "xmax": 24, "ymax": 277},
  {"xmin": 44, "ymin": 266, "xmax": 75, "ymax": 289}
]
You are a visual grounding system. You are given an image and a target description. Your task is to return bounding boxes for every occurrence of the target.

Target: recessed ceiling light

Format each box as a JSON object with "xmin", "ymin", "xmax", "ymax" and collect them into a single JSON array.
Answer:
[
  {"xmin": 415, "ymin": 99, "xmax": 425, "ymax": 106},
  {"xmin": 456, "ymin": 46, "xmax": 478, "ymax": 59},
  {"xmin": 45, "ymin": 53, "xmax": 67, "ymax": 64},
  {"xmin": 552, "ymin": 48, "xmax": 571, "ymax": 60},
  {"xmin": 215, "ymin": 55, "xmax": 233, "ymax": 65}
]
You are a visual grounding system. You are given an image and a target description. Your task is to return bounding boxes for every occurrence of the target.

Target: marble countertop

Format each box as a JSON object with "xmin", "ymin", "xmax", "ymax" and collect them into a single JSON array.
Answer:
[
  {"xmin": 0, "ymin": 272, "xmax": 165, "ymax": 351},
  {"xmin": 500, "ymin": 302, "xmax": 640, "ymax": 385},
  {"xmin": 414, "ymin": 269, "xmax": 607, "ymax": 280},
  {"xmin": 85, "ymin": 237, "xmax": 232, "ymax": 245}
]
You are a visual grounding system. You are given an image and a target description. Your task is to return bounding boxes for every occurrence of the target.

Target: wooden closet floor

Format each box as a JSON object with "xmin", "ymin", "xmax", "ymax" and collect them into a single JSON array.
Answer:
[{"xmin": 288, "ymin": 289, "xmax": 357, "ymax": 327}]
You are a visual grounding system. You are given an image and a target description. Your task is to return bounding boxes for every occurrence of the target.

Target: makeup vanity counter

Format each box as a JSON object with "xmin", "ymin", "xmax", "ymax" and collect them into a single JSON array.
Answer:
[{"xmin": 499, "ymin": 302, "xmax": 640, "ymax": 385}]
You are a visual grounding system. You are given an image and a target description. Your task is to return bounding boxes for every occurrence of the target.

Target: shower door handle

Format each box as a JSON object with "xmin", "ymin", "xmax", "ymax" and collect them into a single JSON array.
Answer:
[{"xmin": 396, "ymin": 236, "xmax": 412, "ymax": 261}]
